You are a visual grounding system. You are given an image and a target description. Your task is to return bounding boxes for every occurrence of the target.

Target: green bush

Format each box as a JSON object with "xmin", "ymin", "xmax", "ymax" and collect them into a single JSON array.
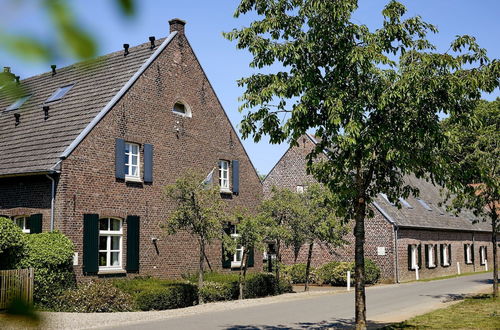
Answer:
[
  {"xmin": 277, "ymin": 277, "xmax": 294, "ymax": 294},
  {"xmin": 315, "ymin": 261, "xmax": 340, "ymax": 285},
  {"xmin": 114, "ymin": 277, "xmax": 198, "ymax": 311},
  {"xmin": 364, "ymin": 258, "xmax": 381, "ymax": 284},
  {"xmin": 244, "ymin": 273, "xmax": 278, "ymax": 298},
  {"xmin": 0, "ymin": 217, "xmax": 26, "ymax": 269},
  {"xmin": 199, "ymin": 281, "xmax": 235, "ymax": 302},
  {"xmin": 18, "ymin": 232, "xmax": 75, "ymax": 305},
  {"xmin": 316, "ymin": 261, "xmax": 353, "ymax": 286},
  {"xmin": 282, "ymin": 263, "xmax": 315, "ymax": 284},
  {"xmin": 56, "ymin": 281, "xmax": 134, "ymax": 312}
]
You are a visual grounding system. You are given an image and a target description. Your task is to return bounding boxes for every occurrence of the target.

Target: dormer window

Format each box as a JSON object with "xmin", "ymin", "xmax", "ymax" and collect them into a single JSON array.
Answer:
[
  {"xmin": 5, "ymin": 95, "xmax": 31, "ymax": 111},
  {"xmin": 46, "ymin": 84, "xmax": 74, "ymax": 103},
  {"xmin": 172, "ymin": 101, "xmax": 192, "ymax": 117}
]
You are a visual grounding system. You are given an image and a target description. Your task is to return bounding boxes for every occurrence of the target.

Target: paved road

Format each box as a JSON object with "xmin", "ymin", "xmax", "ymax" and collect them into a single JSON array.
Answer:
[{"xmin": 107, "ymin": 273, "xmax": 491, "ymax": 330}]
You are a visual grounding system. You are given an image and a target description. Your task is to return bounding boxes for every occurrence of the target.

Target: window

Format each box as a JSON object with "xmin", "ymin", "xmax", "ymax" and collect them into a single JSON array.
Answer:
[
  {"xmin": 14, "ymin": 216, "xmax": 30, "ymax": 234},
  {"xmin": 417, "ymin": 198, "xmax": 432, "ymax": 211},
  {"xmin": 398, "ymin": 197, "xmax": 413, "ymax": 209},
  {"xmin": 464, "ymin": 244, "xmax": 473, "ymax": 264},
  {"xmin": 480, "ymin": 246, "xmax": 487, "ymax": 265},
  {"xmin": 441, "ymin": 244, "xmax": 451, "ymax": 267},
  {"xmin": 296, "ymin": 185, "xmax": 304, "ymax": 193},
  {"xmin": 99, "ymin": 218, "xmax": 123, "ymax": 269},
  {"xmin": 218, "ymin": 160, "xmax": 230, "ymax": 192},
  {"xmin": 125, "ymin": 142, "xmax": 140, "ymax": 180},
  {"xmin": 426, "ymin": 244, "xmax": 436, "ymax": 268},
  {"xmin": 5, "ymin": 95, "xmax": 31, "ymax": 111},
  {"xmin": 172, "ymin": 101, "xmax": 192, "ymax": 117},
  {"xmin": 409, "ymin": 244, "xmax": 419, "ymax": 270},
  {"xmin": 46, "ymin": 84, "xmax": 73, "ymax": 102},
  {"xmin": 230, "ymin": 225, "xmax": 244, "ymax": 268}
]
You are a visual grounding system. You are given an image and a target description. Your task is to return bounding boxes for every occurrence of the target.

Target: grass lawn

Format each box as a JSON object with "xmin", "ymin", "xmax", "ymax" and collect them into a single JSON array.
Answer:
[{"xmin": 384, "ymin": 294, "xmax": 500, "ymax": 329}]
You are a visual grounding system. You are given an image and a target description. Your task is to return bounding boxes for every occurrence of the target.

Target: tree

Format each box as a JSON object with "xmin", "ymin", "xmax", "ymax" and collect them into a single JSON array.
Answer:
[
  {"xmin": 228, "ymin": 208, "xmax": 266, "ymax": 299},
  {"xmin": 441, "ymin": 99, "xmax": 500, "ymax": 297},
  {"xmin": 225, "ymin": 1, "xmax": 499, "ymax": 327},
  {"xmin": 302, "ymin": 183, "xmax": 347, "ymax": 291},
  {"xmin": 163, "ymin": 171, "xmax": 227, "ymax": 303},
  {"xmin": 260, "ymin": 186, "xmax": 305, "ymax": 284}
]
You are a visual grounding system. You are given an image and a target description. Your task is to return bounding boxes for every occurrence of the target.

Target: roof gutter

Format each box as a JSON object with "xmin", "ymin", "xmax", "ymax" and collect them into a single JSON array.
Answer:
[{"xmin": 58, "ymin": 31, "xmax": 178, "ymax": 160}]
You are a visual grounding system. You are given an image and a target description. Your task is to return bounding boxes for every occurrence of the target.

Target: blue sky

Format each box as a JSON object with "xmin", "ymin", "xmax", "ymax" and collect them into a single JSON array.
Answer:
[{"xmin": 1, "ymin": 0, "xmax": 499, "ymax": 175}]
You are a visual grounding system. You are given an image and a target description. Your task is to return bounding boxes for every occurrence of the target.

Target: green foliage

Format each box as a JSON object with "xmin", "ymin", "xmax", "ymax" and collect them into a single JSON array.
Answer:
[
  {"xmin": 0, "ymin": 217, "xmax": 26, "ymax": 269},
  {"xmin": 55, "ymin": 281, "xmax": 134, "ymax": 313},
  {"xmin": 283, "ymin": 263, "xmax": 315, "ymax": 284},
  {"xmin": 364, "ymin": 259, "xmax": 381, "ymax": 284},
  {"xmin": 199, "ymin": 281, "xmax": 236, "ymax": 302},
  {"xmin": 18, "ymin": 232, "xmax": 75, "ymax": 305},
  {"xmin": 316, "ymin": 261, "xmax": 350, "ymax": 286},
  {"xmin": 114, "ymin": 277, "xmax": 198, "ymax": 311}
]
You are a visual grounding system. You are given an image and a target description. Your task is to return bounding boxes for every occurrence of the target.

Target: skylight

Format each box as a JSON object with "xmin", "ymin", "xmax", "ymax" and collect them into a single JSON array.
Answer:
[
  {"xmin": 398, "ymin": 197, "xmax": 413, "ymax": 209},
  {"xmin": 5, "ymin": 95, "xmax": 31, "ymax": 111},
  {"xmin": 46, "ymin": 84, "xmax": 73, "ymax": 102},
  {"xmin": 417, "ymin": 198, "xmax": 433, "ymax": 211},
  {"xmin": 380, "ymin": 193, "xmax": 394, "ymax": 205}
]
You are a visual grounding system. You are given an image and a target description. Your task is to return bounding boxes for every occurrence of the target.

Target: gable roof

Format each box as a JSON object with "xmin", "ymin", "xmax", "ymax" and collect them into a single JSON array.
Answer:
[{"xmin": 0, "ymin": 33, "xmax": 175, "ymax": 177}]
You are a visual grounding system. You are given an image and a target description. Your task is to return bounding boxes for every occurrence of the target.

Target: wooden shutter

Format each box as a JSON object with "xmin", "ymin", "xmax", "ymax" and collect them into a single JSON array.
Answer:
[
  {"xmin": 247, "ymin": 246, "xmax": 254, "ymax": 267},
  {"xmin": 448, "ymin": 244, "xmax": 452, "ymax": 264},
  {"xmin": 232, "ymin": 160, "xmax": 239, "ymax": 194},
  {"xmin": 222, "ymin": 225, "xmax": 232, "ymax": 269},
  {"xmin": 425, "ymin": 244, "xmax": 429, "ymax": 268},
  {"xmin": 464, "ymin": 244, "xmax": 468, "ymax": 264},
  {"xmin": 417, "ymin": 244, "xmax": 422, "ymax": 269},
  {"xmin": 115, "ymin": 138, "xmax": 125, "ymax": 179},
  {"xmin": 434, "ymin": 244, "xmax": 438, "ymax": 267},
  {"xmin": 471, "ymin": 244, "xmax": 475, "ymax": 264},
  {"xmin": 28, "ymin": 214, "xmax": 42, "ymax": 234},
  {"xmin": 144, "ymin": 144, "xmax": 153, "ymax": 183},
  {"xmin": 126, "ymin": 215, "xmax": 140, "ymax": 272},
  {"xmin": 83, "ymin": 214, "xmax": 99, "ymax": 273},
  {"xmin": 440, "ymin": 244, "xmax": 444, "ymax": 266},
  {"xmin": 408, "ymin": 245, "xmax": 413, "ymax": 270}
]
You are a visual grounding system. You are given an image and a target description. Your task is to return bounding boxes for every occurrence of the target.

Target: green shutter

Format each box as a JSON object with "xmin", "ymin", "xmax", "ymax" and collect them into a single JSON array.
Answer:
[
  {"xmin": 408, "ymin": 245, "xmax": 413, "ymax": 270},
  {"xmin": 83, "ymin": 214, "xmax": 99, "ymax": 273},
  {"xmin": 126, "ymin": 215, "xmax": 140, "ymax": 272},
  {"xmin": 471, "ymin": 244, "xmax": 475, "ymax": 264},
  {"xmin": 434, "ymin": 244, "xmax": 438, "ymax": 267},
  {"xmin": 417, "ymin": 244, "xmax": 422, "ymax": 269},
  {"xmin": 440, "ymin": 244, "xmax": 444, "ymax": 266},
  {"xmin": 222, "ymin": 225, "xmax": 231, "ymax": 269},
  {"xmin": 425, "ymin": 244, "xmax": 429, "ymax": 268},
  {"xmin": 28, "ymin": 214, "xmax": 42, "ymax": 234},
  {"xmin": 247, "ymin": 247, "xmax": 254, "ymax": 267},
  {"xmin": 464, "ymin": 244, "xmax": 467, "ymax": 263},
  {"xmin": 448, "ymin": 244, "xmax": 452, "ymax": 263}
]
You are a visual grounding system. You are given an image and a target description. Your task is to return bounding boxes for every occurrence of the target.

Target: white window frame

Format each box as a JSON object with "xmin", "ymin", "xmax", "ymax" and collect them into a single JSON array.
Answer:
[
  {"xmin": 465, "ymin": 244, "xmax": 473, "ymax": 264},
  {"xmin": 480, "ymin": 246, "xmax": 487, "ymax": 265},
  {"xmin": 410, "ymin": 244, "xmax": 419, "ymax": 270},
  {"xmin": 125, "ymin": 142, "xmax": 141, "ymax": 181},
  {"xmin": 442, "ymin": 244, "xmax": 450, "ymax": 266},
  {"xmin": 427, "ymin": 244, "xmax": 436, "ymax": 268},
  {"xmin": 98, "ymin": 218, "xmax": 123, "ymax": 270},
  {"xmin": 218, "ymin": 160, "xmax": 230, "ymax": 192},
  {"xmin": 230, "ymin": 226, "xmax": 244, "ymax": 268},
  {"xmin": 14, "ymin": 216, "xmax": 30, "ymax": 234}
]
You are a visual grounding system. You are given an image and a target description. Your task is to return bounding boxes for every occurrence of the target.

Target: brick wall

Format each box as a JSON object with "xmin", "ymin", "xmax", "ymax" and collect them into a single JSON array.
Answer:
[{"xmin": 52, "ymin": 26, "xmax": 263, "ymax": 279}]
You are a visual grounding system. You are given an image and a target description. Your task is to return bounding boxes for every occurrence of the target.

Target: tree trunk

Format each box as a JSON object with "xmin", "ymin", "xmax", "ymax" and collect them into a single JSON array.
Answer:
[
  {"xmin": 198, "ymin": 239, "xmax": 205, "ymax": 304},
  {"xmin": 354, "ymin": 193, "xmax": 367, "ymax": 329},
  {"xmin": 492, "ymin": 213, "xmax": 498, "ymax": 298},
  {"xmin": 238, "ymin": 248, "xmax": 248, "ymax": 300},
  {"xmin": 305, "ymin": 242, "xmax": 314, "ymax": 292}
]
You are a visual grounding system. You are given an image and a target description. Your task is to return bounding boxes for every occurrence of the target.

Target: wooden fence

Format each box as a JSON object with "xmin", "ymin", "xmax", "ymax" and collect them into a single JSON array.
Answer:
[{"xmin": 0, "ymin": 268, "xmax": 34, "ymax": 309}]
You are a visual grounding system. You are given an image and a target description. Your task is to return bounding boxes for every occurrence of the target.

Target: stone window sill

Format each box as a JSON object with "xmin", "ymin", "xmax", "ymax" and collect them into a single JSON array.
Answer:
[{"xmin": 98, "ymin": 269, "xmax": 126, "ymax": 275}]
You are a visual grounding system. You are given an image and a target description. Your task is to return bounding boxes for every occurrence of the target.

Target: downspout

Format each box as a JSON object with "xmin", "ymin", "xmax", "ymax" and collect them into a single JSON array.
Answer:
[{"xmin": 46, "ymin": 174, "xmax": 56, "ymax": 232}]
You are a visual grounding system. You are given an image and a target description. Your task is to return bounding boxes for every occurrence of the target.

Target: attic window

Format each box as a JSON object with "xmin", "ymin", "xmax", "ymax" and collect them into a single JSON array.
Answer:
[
  {"xmin": 417, "ymin": 198, "xmax": 432, "ymax": 211},
  {"xmin": 46, "ymin": 84, "xmax": 73, "ymax": 102},
  {"xmin": 5, "ymin": 95, "xmax": 31, "ymax": 111},
  {"xmin": 398, "ymin": 197, "xmax": 413, "ymax": 209},
  {"xmin": 172, "ymin": 101, "xmax": 191, "ymax": 117}
]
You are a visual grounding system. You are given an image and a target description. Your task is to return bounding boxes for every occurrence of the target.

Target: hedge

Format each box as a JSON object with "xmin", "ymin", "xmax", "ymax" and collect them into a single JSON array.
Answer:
[
  {"xmin": 282, "ymin": 263, "xmax": 315, "ymax": 284},
  {"xmin": 0, "ymin": 217, "xmax": 26, "ymax": 269}
]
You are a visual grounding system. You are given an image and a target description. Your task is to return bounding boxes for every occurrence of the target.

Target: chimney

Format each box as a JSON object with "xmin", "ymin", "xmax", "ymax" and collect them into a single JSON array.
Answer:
[
  {"xmin": 15, "ymin": 76, "xmax": 20, "ymax": 85},
  {"xmin": 43, "ymin": 105, "xmax": 50, "ymax": 120},
  {"xmin": 149, "ymin": 36, "xmax": 156, "ymax": 49},
  {"xmin": 169, "ymin": 18, "xmax": 186, "ymax": 34},
  {"xmin": 3, "ymin": 67, "xmax": 10, "ymax": 73},
  {"xmin": 14, "ymin": 113, "xmax": 20, "ymax": 126},
  {"xmin": 51, "ymin": 65, "xmax": 57, "ymax": 76}
]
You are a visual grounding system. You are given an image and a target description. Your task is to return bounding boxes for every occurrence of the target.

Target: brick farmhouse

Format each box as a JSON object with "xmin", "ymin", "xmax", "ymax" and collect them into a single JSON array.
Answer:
[
  {"xmin": 263, "ymin": 134, "xmax": 493, "ymax": 282},
  {"xmin": 0, "ymin": 19, "xmax": 263, "ymax": 279}
]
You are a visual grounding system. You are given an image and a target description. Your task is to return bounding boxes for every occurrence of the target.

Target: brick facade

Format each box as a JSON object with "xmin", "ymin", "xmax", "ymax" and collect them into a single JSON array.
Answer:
[{"xmin": 1, "ymin": 21, "xmax": 263, "ymax": 279}]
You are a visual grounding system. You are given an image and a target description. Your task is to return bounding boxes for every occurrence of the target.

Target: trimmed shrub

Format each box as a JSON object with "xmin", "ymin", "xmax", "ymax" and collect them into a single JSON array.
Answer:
[
  {"xmin": 316, "ymin": 261, "xmax": 353, "ymax": 286},
  {"xmin": 365, "ymin": 258, "xmax": 381, "ymax": 284},
  {"xmin": 0, "ymin": 217, "xmax": 26, "ymax": 269},
  {"xmin": 56, "ymin": 281, "xmax": 134, "ymax": 312},
  {"xmin": 114, "ymin": 277, "xmax": 198, "ymax": 311},
  {"xmin": 282, "ymin": 263, "xmax": 315, "ymax": 284},
  {"xmin": 18, "ymin": 232, "xmax": 75, "ymax": 305},
  {"xmin": 199, "ymin": 281, "xmax": 235, "ymax": 302},
  {"xmin": 315, "ymin": 261, "xmax": 340, "ymax": 285},
  {"xmin": 244, "ymin": 273, "xmax": 277, "ymax": 298}
]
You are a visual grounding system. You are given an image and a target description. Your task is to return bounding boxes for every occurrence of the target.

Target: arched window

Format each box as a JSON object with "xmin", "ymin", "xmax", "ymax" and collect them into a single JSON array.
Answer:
[
  {"xmin": 99, "ymin": 217, "xmax": 123, "ymax": 269},
  {"xmin": 172, "ymin": 101, "xmax": 192, "ymax": 117},
  {"xmin": 14, "ymin": 215, "xmax": 30, "ymax": 233}
]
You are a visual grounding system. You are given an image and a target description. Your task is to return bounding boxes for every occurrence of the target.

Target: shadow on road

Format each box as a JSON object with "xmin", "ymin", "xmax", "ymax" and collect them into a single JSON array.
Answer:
[
  {"xmin": 419, "ymin": 293, "xmax": 468, "ymax": 302},
  {"xmin": 473, "ymin": 278, "xmax": 493, "ymax": 284},
  {"xmin": 224, "ymin": 318, "xmax": 392, "ymax": 329}
]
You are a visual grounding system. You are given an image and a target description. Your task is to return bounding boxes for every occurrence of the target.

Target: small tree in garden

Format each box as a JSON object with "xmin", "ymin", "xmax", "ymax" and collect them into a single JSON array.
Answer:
[
  {"xmin": 225, "ymin": 1, "xmax": 499, "ymax": 327},
  {"xmin": 260, "ymin": 187, "xmax": 306, "ymax": 284},
  {"xmin": 441, "ymin": 99, "xmax": 500, "ymax": 297},
  {"xmin": 229, "ymin": 209, "xmax": 266, "ymax": 300},
  {"xmin": 302, "ymin": 183, "xmax": 347, "ymax": 291},
  {"xmin": 164, "ymin": 171, "xmax": 227, "ymax": 303}
]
